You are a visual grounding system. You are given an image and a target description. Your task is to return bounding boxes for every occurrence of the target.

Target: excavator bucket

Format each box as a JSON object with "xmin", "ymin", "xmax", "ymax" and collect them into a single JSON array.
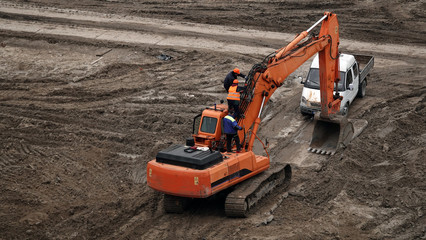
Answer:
[{"xmin": 309, "ymin": 113, "xmax": 354, "ymax": 155}]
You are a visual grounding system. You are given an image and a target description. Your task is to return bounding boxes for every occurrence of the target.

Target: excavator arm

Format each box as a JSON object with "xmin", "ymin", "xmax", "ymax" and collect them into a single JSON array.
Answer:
[{"xmin": 238, "ymin": 12, "xmax": 352, "ymax": 154}]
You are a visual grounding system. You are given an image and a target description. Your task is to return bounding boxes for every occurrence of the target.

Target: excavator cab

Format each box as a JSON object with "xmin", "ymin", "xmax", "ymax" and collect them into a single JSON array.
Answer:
[{"xmin": 191, "ymin": 104, "xmax": 228, "ymax": 150}]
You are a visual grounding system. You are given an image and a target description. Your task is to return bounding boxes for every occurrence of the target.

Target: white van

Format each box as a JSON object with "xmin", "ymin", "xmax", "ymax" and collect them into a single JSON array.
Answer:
[{"xmin": 300, "ymin": 53, "xmax": 374, "ymax": 116}]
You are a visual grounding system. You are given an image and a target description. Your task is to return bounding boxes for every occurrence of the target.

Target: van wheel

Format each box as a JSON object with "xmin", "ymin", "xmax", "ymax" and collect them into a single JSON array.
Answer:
[
  {"xmin": 301, "ymin": 110, "xmax": 313, "ymax": 117},
  {"xmin": 341, "ymin": 103, "xmax": 349, "ymax": 116},
  {"xmin": 357, "ymin": 80, "xmax": 366, "ymax": 98}
]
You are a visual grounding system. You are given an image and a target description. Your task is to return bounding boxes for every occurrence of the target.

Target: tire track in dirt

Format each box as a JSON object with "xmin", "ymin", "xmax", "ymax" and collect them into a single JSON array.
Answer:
[
  {"xmin": 0, "ymin": 153, "xmax": 19, "ymax": 170},
  {"xmin": 0, "ymin": 18, "xmax": 274, "ymax": 55},
  {"xmin": 0, "ymin": 5, "xmax": 425, "ymax": 58}
]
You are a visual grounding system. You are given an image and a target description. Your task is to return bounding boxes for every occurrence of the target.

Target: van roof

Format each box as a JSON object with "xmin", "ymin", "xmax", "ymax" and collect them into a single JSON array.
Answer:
[{"xmin": 310, "ymin": 53, "xmax": 355, "ymax": 71}]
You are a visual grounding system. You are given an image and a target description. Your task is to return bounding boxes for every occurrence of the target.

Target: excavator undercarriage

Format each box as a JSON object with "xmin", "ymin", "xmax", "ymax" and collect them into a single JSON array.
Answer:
[{"xmin": 163, "ymin": 163, "xmax": 291, "ymax": 218}]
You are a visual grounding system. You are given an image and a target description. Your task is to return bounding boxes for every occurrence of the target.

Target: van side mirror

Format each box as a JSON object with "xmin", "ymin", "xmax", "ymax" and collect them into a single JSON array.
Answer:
[{"xmin": 348, "ymin": 83, "xmax": 354, "ymax": 91}]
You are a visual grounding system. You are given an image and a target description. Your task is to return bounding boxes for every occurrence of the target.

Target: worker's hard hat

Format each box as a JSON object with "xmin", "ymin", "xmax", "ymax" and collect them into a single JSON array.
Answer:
[
  {"xmin": 233, "ymin": 79, "xmax": 239, "ymax": 84},
  {"xmin": 233, "ymin": 68, "xmax": 240, "ymax": 74}
]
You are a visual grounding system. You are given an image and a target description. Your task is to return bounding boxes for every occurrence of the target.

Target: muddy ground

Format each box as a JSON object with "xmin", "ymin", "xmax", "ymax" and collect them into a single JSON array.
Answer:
[{"xmin": 0, "ymin": 0, "xmax": 425, "ymax": 239}]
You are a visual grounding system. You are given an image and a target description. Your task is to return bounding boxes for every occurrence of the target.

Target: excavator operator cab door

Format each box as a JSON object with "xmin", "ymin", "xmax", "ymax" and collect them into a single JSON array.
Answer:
[{"xmin": 192, "ymin": 113, "xmax": 202, "ymax": 135}]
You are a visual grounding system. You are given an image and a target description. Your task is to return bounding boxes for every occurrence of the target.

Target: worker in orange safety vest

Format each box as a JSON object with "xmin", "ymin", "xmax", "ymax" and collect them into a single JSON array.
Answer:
[{"xmin": 227, "ymin": 79, "xmax": 241, "ymax": 117}]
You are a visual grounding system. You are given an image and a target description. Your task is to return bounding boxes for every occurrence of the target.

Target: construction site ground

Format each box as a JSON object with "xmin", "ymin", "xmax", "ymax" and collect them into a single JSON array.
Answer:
[{"xmin": 0, "ymin": 1, "xmax": 425, "ymax": 239}]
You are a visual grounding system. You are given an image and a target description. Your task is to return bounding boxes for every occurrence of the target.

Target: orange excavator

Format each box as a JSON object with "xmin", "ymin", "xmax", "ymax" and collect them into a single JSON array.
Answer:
[{"xmin": 147, "ymin": 12, "xmax": 354, "ymax": 217}]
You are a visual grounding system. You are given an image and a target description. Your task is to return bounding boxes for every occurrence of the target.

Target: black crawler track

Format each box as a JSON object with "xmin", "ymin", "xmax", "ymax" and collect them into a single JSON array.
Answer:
[{"xmin": 225, "ymin": 163, "xmax": 291, "ymax": 217}]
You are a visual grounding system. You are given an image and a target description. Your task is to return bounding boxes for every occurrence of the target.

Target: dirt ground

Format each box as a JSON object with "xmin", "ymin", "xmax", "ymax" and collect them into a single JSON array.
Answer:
[{"xmin": 0, "ymin": 0, "xmax": 425, "ymax": 239}]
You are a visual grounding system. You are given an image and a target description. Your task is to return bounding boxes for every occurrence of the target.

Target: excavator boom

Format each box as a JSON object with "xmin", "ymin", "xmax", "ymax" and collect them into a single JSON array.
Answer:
[{"xmin": 238, "ymin": 12, "xmax": 353, "ymax": 154}]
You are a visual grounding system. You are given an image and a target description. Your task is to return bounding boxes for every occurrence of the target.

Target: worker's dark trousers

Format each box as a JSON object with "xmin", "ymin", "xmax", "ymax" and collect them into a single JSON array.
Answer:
[
  {"xmin": 226, "ymin": 134, "xmax": 242, "ymax": 152},
  {"xmin": 227, "ymin": 100, "xmax": 240, "ymax": 117}
]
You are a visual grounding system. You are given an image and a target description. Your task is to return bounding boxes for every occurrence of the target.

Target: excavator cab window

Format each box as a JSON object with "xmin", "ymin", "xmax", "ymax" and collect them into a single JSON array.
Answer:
[{"xmin": 200, "ymin": 117, "xmax": 218, "ymax": 134}]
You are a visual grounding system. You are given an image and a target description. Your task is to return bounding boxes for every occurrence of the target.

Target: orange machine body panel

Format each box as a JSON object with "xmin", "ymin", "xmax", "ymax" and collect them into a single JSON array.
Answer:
[{"xmin": 147, "ymin": 151, "xmax": 269, "ymax": 198}]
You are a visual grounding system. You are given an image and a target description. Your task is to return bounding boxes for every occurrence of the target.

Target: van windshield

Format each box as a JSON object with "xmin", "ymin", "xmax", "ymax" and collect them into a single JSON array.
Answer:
[{"xmin": 304, "ymin": 68, "xmax": 345, "ymax": 91}]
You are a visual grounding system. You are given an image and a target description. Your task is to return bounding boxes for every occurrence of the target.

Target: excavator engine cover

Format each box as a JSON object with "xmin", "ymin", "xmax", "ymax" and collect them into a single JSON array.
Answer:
[
  {"xmin": 156, "ymin": 145, "xmax": 223, "ymax": 170},
  {"xmin": 309, "ymin": 113, "xmax": 354, "ymax": 155}
]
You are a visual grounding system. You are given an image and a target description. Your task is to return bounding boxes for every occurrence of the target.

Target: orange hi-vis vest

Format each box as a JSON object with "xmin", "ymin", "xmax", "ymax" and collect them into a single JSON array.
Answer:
[{"xmin": 227, "ymin": 85, "xmax": 240, "ymax": 101}]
